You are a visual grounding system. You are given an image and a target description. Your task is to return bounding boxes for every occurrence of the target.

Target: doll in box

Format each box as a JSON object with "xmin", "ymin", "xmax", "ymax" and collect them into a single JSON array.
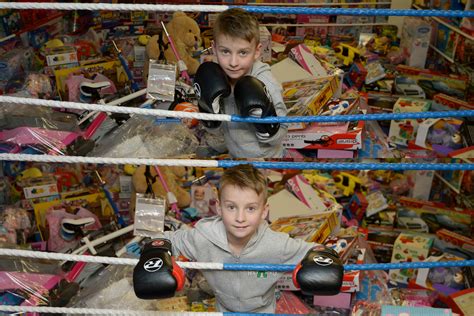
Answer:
[{"xmin": 426, "ymin": 120, "xmax": 463, "ymax": 155}]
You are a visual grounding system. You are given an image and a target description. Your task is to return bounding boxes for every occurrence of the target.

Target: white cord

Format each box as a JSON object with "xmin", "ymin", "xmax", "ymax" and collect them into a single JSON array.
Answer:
[
  {"xmin": 0, "ymin": 2, "xmax": 229, "ymax": 12},
  {"xmin": 0, "ymin": 154, "xmax": 220, "ymax": 167},
  {"xmin": 0, "ymin": 248, "xmax": 224, "ymax": 270},
  {"xmin": 0, "ymin": 305, "xmax": 223, "ymax": 315},
  {"xmin": 0, "ymin": 96, "xmax": 232, "ymax": 122}
]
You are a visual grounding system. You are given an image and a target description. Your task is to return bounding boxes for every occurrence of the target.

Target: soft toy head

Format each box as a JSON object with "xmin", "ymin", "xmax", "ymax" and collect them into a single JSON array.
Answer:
[{"xmin": 164, "ymin": 11, "xmax": 201, "ymax": 49}]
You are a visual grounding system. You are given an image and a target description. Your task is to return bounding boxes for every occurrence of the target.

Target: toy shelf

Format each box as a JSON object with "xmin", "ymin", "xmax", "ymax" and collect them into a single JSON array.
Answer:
[
  {"xmin": 412, "ymin": 3, "xmax": 473, "ymax": 64},
  {"xmin": 413, "ymin": 4, "xmax": 474, "ymax": 42}
]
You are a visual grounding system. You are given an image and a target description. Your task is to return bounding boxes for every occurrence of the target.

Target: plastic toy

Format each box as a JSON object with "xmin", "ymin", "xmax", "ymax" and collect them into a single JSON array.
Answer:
[
  {"xmin": 333, "ymin": 172, "xmax": 367, "ymax": 197},
  {"xmin": 321, "ymin": 100, "xmax": 350, "ymax": 116},
  {"xmin": 333, "ymin": 43, "xmax": 363, "ymax": 66},
  {"xmin": 345, "ymin": 62, "xmax": 367, "ymax": 90}
]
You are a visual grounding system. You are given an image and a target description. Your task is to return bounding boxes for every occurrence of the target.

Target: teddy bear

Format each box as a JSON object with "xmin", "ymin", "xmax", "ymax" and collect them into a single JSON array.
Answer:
[
  {"xmin": 144, "ymin": 11, "xmax": 201, "ymax": 80},
  {"xmin": 130, "ymin": 165, "xmax": 191, "ymax": 219}
]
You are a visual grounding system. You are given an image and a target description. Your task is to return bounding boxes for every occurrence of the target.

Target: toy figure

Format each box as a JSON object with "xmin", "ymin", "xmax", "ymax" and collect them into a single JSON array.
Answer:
[
  {"xmin": 192, "ymin": 185, "xmax": 209, "ymax": 217},
  {"xmin": 426, "ymin": 120, "xmax": 464, "ymax": 153},
  {"xmin": 428, "ymin": 267, "xmax": 465, "ymax": 290},
  {"xmin": 321, "ymin": 100, "xmax": 350, "ymax": 116}
]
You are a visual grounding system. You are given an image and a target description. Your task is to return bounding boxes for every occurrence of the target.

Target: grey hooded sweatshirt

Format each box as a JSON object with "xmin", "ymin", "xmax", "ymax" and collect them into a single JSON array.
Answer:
[
  {"xmin": 206, "ymin": 61, "xmax": 288, "ymax": 158},
  {"xmin": 164, "ymin": 216, "xmax": 315, "ymax": 313}
]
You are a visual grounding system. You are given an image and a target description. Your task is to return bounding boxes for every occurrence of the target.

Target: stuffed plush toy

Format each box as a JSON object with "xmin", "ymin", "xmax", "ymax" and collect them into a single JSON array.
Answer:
[
  {"xmin": 145, "ymin": 11, "xmax": 201, "ymax": 79},
  {"xmin": 131, "ymin": 165, "xmax": 191, "ymax": 218}
]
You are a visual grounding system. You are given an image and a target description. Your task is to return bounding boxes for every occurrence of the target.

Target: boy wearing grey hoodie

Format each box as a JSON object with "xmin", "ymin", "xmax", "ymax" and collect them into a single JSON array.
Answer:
[
  {"xmin": 193, "ymin": 8, "xmax": 288, "ymax": 158},
  {"xmin": 133, "ymin": 165, "xmax": 344, "ymax": 313}
]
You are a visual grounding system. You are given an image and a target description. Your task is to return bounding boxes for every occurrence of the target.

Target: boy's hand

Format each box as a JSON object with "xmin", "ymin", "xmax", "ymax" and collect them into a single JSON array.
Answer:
[
  {"xmin": 234, "ymin": 76, "xmax": 280, "ymax": 139},
  {"xmin": 133, "ymin": 239, "xmax": 185, "ymax": 299},
  {"xmin": 292, "ymin": 245, "xmax": 343, "ymax": 296},
  {"xmin": 193, "ymin": 62, "xmax": 231, "ymax": 128}
]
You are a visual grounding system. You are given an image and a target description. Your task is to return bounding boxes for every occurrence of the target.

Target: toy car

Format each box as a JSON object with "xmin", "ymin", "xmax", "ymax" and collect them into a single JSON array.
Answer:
[
  {"xmin": 397, "ymin": 216, "xmax": 429, "ymax": 232},
  {"xmin": 417, "ymin": 80, "xmax": 465, "ymax": 99},
  {"xmin": 420, "ymin": 213, "xmax": 471, "ymax": 236},
  {"xmin": 393, "ymin": 77, "xmax": 426, "ymax": 99}
]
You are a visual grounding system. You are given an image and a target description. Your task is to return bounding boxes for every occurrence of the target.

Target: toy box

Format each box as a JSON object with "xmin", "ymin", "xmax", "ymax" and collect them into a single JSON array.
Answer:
[
  {"xmin": 436, "ymin": 229, "xmax": 474, "ymax": 254},
  {"xmin": 390, "ymin": 233, "xmax": 434, "ymax": 284},
  {"xmin": 285, "ymin": 174, "xmax": 327, "ymax": 212},
  {"xmin": 414, "ymin": 118, "xmax": 464, "ymax": 156},
  {"xmin": 399, "ymin": 197, "xmax": 472, "ymax": 237},
  {"xmin": 259, "ymin": 26, "xmax": 272, "ymax": 63},
  {"xmin": 388, "ymin": 97, "xmax": 431, "ymax": 146},
  {"xmin": 405, "ymin": 170, "xmax": 435, "ymax": 201},
  {"xmin": 32, "ymin": 192, "xmax": 109, "ymax": 240},
  {"xmin": 343, "ymin": 246, "xmax": 366, "ymax": 292},
  {"xmin": 432, "ymin": 94, "xmax": 474, "ymax": 111},
  {"xmin": 381, "ymin": 305, "xmax": 453, "ymax": 316},
  {"xmin": 282, "ymin": 76, "xmax": 339, "ymax": 117},
  {"xmin": 329, "ymin": 16, "xmax": 374, "ymax": 41},
  {"xmin": 289, "ymin": 44, "xmax": 328, "ymax": 77},
  {"xmin": 435, "ymin": 23, "xmax": 460, "ymax": 61},
  {"xmin": 22, "ymin": 176, "xmax": 59, "ymax": 199},
  {"xmin": 448, "ymin": 287, "xmax": 474, "ymax": 316},
  {"xmin": 346, "ymin": 62, "xmax": 367, "ymax": 90},
  {"xmin": 45, "ymin": 46, "xmax": 77, "ymax": 67},
  {"xmin": 415, "ymin": 253, "xmax": 467, "ymax": 295},
  {"xmin": 400, "ymin": 17, "xmax": 432, "ymax": 68},
  {"xmin": 296, "ymin": 15, "xmax": 330, "ymax": 38},
  {"xmin": 269, "ymin": 211, "xmax": 339, "ymax": 244},
  {"xmin": 283, "ymin": 120, "xmax": 364, "ymax": 150},
  {"xmin": 54, "ymin": 60, "xmax": 123, "ymax": 101},
  {"xmin": 396, "ymin": 65, "xmax": 469, "ymax": 99}
]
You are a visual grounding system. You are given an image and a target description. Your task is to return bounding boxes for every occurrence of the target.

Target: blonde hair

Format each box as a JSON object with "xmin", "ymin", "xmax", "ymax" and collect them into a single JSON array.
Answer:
[
  {"xmin": 213, "ymin": 8, "xmax": 260, "ymax": 44},
  {"xmin": 219, "ymin": 164, "xmax": 268, "ymax": 201}
]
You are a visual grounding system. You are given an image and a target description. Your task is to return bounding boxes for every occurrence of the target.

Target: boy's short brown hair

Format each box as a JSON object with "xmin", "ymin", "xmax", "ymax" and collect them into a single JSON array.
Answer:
[
  {"xmin": 213, "ymin": 8, "xmax": 260, "ymax": 44},
  {"xmin": 219, "ymin": 164, "xmax": 268, "ymax": 201}
]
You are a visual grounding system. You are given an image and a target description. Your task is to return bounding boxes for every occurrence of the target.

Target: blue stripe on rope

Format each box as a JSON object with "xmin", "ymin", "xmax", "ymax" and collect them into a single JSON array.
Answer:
[
  {"xmin": 222, "ymin": 260, "xmax": 474, "ymax": 272},
  {"xmin": 237, "ymin": 6, "xmax": 474, "ymax": 18},
  {"xmin": 231, "ymin": 110, "xmax": 474, "ymax": 124},
  {"xmin": 218, "ymin": 161, "xmax": 474, "ymax": 171}
]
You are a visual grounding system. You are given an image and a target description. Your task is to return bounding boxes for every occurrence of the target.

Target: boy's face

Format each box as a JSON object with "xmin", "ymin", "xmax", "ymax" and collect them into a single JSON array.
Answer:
[
  {"xmin": 213, "ymin": 34, "xmax": 262, "ymax": 83},
  {"xmin": 217, "ymin": 184, "xmax": 268, "ymax": 247}
]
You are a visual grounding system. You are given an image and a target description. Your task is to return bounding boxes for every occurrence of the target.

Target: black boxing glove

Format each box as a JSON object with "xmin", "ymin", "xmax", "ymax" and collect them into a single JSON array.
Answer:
[
  {"xmin": 234, "ymin": 76, "xmax": 280, "ymax": 139},
  {"xmin": 292, "ymin": 245, "xmax": 343, "ymax": 296},
  {"xmin": 193, "ymin": 62, "xmax": 231, "ymax": 128},
  {"xmin": 133, "ymin": 239, "xmax": 185, "ymax": 299}
]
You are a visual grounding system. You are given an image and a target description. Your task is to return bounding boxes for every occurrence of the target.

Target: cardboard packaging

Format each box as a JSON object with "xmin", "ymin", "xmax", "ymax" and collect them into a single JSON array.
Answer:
[
  {"xmin": 289, "ymin": 44, "xmax": 328, "ymax": 77},
  {"xmin": 283, "ymin": 120, "xmax": 364, "ymax": 150},
  {"xmin": 269, "ymin": 211, "xmax": 339, "ymax": 244},
  {"xmin": 22, "ymin": 176, "xmax": 59, "ymax": 199},
  {"xmin": 414, "ymin": 118, "xmax": 464, "ymax": 156},
  {"xmin": 282, "ymin": 76, "xmax": 339, "ymax": 116},
  {"xmin": 389, "ymin": 233, "xmax": 434, "ymax": 284},
  {"xmin": 388, "ymin": 97, "xmax": 431, "ymax": 146},
  {"xmin": 400, "ymin": 17, "xmax": 432, "ymax": 68},
  {"xmin": 259, "ymin": 26, "xmax": 272, "ymax": 63},
  {"xmin": 285, "ymin": 174, "xmax": 327, "ymax": 212}
]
